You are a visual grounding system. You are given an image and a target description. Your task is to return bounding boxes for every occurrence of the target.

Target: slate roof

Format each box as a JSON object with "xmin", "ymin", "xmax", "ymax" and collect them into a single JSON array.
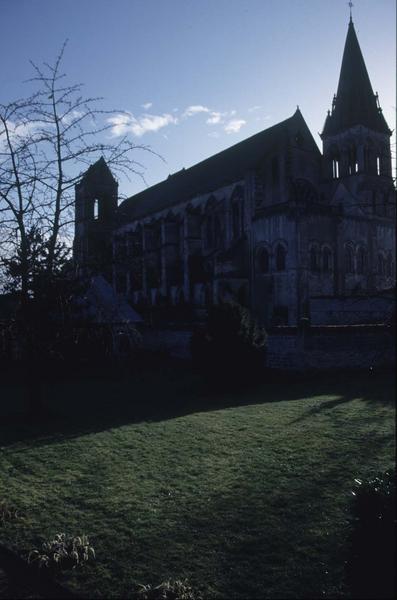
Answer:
[
  {"xmin": 118, "ymin": 109, "xmax": 319, "ymax": 221},
  {"xmin": 322, "ymin": 19, "xmax": 391, "ymax": 137}
]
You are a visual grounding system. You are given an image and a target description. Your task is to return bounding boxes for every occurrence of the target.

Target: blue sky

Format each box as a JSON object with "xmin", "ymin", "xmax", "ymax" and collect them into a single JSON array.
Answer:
[{"xmin": 1, "ymin": 0, "xmax": 395, "ymax": 197}]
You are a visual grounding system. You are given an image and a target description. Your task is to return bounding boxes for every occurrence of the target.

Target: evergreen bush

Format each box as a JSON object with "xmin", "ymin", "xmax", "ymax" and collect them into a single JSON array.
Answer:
[
  {"xmin": 191, "ymin": 301, "xmax": 267, "ymax": 384},
  {"xmin": 345, "ymin": 469, "xmax": 395, "ymax": 599}
]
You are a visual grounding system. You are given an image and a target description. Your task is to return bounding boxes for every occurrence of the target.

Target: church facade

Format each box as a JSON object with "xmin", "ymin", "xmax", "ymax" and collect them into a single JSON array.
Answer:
[{"xmin": 74, "ymin": 19, "xmax": 395, "ymax": 327}]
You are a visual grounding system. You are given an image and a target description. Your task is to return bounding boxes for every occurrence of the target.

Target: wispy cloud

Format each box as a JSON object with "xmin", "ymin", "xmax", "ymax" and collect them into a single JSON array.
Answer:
[
  {"xmin": 61, "ymin": 109, "xmax": 84, "ymax": 125},
  {"xmin": 224, "ymin": 119, "xmax": 246, "ymax": 134},
  {"xmin": 182, "ymin": 105, "xmax": 211, "ymax": 118},
  {"xmin": 0, "ymin": 119, "xmax": 40, "ymax": 148},
  {"xmin": 206, "ymin": 112, "xmax": 222, "ymax": 125},
  {"xmin": 248, "ymin": 105, "xmax": 262, "ymax": 113},
  {"xmin": 181, "ymin": 105, "xmax": 244, "ymax": 134},
  {"xmin": 108, "ymin": 111, "xmax": 178, "ymax": 137},
  {"xmin": 141, "ymin": 102, "xmax": 153, "ymax": 110},
  {"xmin": 208, "ymin": 131, "xmax": 220, "ymax": 138},
  {"xmin": 107, "ymin": 103, "xmax": 247, "ymax": 138}
]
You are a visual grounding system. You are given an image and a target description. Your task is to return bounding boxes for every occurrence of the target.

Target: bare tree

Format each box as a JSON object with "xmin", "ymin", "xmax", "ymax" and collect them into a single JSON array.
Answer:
[{"xmin": 0, "ymin": 41, "xmax": 156, "ymax": 300}]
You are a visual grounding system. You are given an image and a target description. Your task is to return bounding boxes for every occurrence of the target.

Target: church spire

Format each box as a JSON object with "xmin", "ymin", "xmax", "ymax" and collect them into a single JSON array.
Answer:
[{"xmin": 321, "ymin": 19, "xmax": 391, "ymax": 137}]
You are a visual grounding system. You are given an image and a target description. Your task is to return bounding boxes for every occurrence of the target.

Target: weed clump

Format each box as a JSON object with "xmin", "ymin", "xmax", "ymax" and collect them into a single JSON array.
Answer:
[
  {"xmin": 28, "ymin": 533, "xmax": 95, "ymax": 570},
  {"xmin": 136, "ymin": 579, "xmax": 199, "ymax": 600},
  {"xmin": 0, "ymin": 501, "xmax": 22, "ymax": 525}
]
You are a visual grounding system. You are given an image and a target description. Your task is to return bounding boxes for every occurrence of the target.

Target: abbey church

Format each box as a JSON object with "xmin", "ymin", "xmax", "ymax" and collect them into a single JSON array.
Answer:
[{"xmin": 74, "ymin": 18, "xmax": 395, "ymax": 327}]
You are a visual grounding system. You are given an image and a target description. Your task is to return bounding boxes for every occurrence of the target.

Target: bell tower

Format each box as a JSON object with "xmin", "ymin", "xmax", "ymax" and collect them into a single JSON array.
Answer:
[
  {"xmin": 74, "ymin": 157, "xmax": 118, "ymax": 279},
  {"xmin": 320, "ymin": 17, "xmax": 393, "ymax": 207}
]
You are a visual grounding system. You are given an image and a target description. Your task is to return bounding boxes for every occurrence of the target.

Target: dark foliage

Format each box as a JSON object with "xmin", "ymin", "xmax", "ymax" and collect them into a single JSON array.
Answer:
[
  {"xmin": 1, "ymin": 227, "xmax": 70, "ymax": 299},
  {"xmin": 345, "ymin": 469, "xmax": 396, "ymax": 599},
  {"xmin": 191, "ymin": 301, "xmax": 267, "ymax": 384},
  {"xmin": 1, "ymin": 258, "xmax": 140, "ymax": 416}
]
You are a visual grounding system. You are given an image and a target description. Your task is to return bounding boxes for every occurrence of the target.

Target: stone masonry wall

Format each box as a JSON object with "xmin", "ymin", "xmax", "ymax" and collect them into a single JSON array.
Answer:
[
  {"xmin": 140, "ymin": 323, "xmax": 395, "ymax": 370},
  {"xmin": 266, "ymin": 324, "xmax": 395, "ymax": 370}
]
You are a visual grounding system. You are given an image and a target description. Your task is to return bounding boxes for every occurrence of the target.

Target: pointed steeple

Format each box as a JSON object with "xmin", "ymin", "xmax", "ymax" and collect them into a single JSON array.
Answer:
[{"xmin": 321, "ymin": 20, "xmax": 391, "ymax": 137}]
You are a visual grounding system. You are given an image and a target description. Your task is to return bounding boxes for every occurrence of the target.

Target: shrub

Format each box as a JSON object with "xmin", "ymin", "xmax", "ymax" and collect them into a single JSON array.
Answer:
[
  {"xmin": 345, "ymin": 469, "xmax": 395, "ymax": 599},
  {"xmin": 191, "ymin": 301, "xmax": 267, "ymax": 384},
  {"xmin": 0, "ymin": 501, "xmax": 21, "ymax": 525},
  {"xmin": 28, "ymin": 533, "xmax": 95, "ymax": 570},
  {"xmin": 136, "ymin": 579, "xmax": 199, "ymax": 600}
]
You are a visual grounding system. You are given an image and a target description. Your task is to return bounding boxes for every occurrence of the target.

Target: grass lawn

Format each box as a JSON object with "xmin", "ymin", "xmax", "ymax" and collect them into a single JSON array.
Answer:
[{"xmin": 0, "ymin": 363, "xmax": 395, "ymax": 599}]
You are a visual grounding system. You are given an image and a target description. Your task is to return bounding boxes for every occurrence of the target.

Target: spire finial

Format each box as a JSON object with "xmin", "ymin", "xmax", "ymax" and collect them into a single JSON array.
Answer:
[{"xmin": 348, "ymin": 1, "xmax": 354, "ymax": 22}]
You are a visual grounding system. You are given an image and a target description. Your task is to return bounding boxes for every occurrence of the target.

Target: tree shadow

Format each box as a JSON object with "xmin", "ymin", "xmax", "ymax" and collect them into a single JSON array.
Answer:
[
  {"xmin": 0, "ymin": 361, "xmax": 394, "ymax": 450},
  {"xmin": 290, "ymin": 367, "xmax": 395, "ymax": 424}
]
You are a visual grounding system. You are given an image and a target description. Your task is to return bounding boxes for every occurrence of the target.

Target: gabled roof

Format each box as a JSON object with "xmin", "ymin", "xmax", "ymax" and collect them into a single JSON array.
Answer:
[
  {"xmin": 322, "ymin": 19, "xmax": 391, "ymax": 137},
  {"xmin": 118, "ymin": 109, "xmax": 320, "ymax": 221}
]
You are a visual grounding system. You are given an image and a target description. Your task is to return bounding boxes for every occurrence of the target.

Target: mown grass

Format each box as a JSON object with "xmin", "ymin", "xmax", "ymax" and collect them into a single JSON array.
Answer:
[{"xmin": 0, "ymin": 364, "xmax": 395, "ymax": 599}]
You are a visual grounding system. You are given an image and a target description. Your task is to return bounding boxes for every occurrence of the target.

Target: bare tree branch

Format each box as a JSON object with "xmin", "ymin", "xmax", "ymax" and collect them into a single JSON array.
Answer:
[{"xmin": 0, "ymin": 40, "xmax": 157, "ymax": 298}]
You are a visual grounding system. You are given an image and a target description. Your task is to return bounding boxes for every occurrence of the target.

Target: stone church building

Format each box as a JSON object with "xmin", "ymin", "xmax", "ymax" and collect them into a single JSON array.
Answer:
[{"xmin": 74, "ymin": 18, "xmax": 395, "ymax": 328}]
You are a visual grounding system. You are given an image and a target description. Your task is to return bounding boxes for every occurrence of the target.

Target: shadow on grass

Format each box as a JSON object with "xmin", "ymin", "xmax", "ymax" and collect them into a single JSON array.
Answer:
[
  {"xmin": 290, "ymin": 368, "xmax": 395, "ymax": 424},
  {"xmin": 0, "ymin": 358, "xmax": 395, "ymax": 450}
]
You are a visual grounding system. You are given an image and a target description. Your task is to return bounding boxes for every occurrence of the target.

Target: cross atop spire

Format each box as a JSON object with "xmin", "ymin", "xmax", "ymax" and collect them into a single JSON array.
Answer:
[{"xmin": 348, "ymin": 1, "xmax": 354, "ymax": 22}]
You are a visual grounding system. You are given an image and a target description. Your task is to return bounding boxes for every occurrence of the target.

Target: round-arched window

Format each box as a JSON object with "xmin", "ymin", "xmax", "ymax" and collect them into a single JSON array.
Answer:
[
  {"xmin": 257, "ymin": 248, "xmax": 270, "ymax": 273},
  {"xmin": 378, "ymin": 253, "xmax": 386, "ymax": 276},
  {"xmin": 310, "ymin": 246, "xmax": 318, "ymax": 272},
  {"xmin": 357, "ymin": 247, "xmax": 367, "ymax": 275},
  {"xmin": 345, "ymin": 246, "xmax": 354, "ymax": 273},
  {"xmin": 276, "ymin": 244, "xmax": 286, "ymax": 271},
  {"xmin": 323, "ymin": 247, "xmax": 332, "ymax": 272}
]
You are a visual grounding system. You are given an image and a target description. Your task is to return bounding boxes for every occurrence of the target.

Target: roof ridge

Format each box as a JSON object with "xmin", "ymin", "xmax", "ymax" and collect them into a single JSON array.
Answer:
[
  {"xmin": 122, "ymin": 111, "xmax": 301, "ymax": 203},
  {"xmin": 118, "ymin": 110, "xmax": 319, "ymax": 222}
]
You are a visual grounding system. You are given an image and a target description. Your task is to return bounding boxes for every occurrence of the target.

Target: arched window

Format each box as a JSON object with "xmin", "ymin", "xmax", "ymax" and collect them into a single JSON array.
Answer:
[
  {"xmin": 257, "ymin": 248, "xmax": 270, "ymax": 273},
  {"xmin": 386, "ymin": 253, "xmax": 393, "ymax": 277},
  {"xmin": 364, "ymin": 147, "xmax": 370, "ymax": 172},
  {"xmin": 345, "ymin": 246, "xmax": 354, "ymax": 273},
  {"xmin": 214, "ymin": 215, "xmax": 222, "ymax": 247},
  {"xmin": 237, "ymin": 285, "xmax": 247, "ymax": 306},
  {"xmin": 378, "ymin": 253, "xmax": 386, "ymax": 276},
  {"xmin": 348, "ymin": 146, "xmax": 357, "ymax": 175},
  {"xmin": 205, "ymin": 215, "xmax": 213, "ymax": 248},
  {"xmin": 372, "ymin": 191, "xmax": 377, "ymax": 214},
  {"xmin": 357, "ymin": 247, "xmax": 367, "ymax": 275},
  {"xmin": 332, "ymin": 157, "xmax": 340, "ymax": 179},
  {"xmin": 205, "ymin": 285, "xmax": 212, "ymax": 306},
  {"xmin": 272, "ymin": 157, "xmax": 279, "ymax": 184},
  {"xmin": 232, "ymin": 201, "xmax": 240, "ymax": 239},
  {"xmin": 380, "ymin": 144, "xmax": 391, "ymax": 176},
  {"xmin": 276, "ymin": 244, "xmax": 286, "ymax": 271},
  {"xmin": 310, "ymin": 246, "xmax": 318, "ymax": 272},
  {"xmin": 93, "ymin": 198, "xmax": 99, "ymax": 220},
  {"xmin": 323, "ymin": 247, "xmax": 332, "ymax": 272}
]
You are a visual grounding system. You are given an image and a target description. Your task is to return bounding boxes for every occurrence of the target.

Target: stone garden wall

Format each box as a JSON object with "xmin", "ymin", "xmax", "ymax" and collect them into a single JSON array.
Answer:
[{"xmin": 140, "ymin": 323, "xmax": 395, "ymax": 370}]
